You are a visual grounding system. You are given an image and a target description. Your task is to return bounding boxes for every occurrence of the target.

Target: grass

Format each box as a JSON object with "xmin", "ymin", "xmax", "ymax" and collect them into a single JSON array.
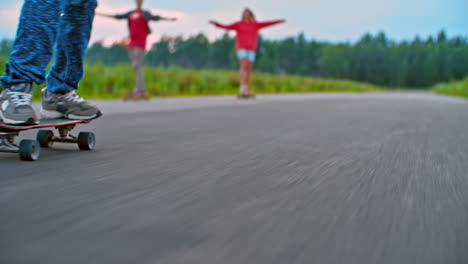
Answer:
[
  {"xmin": 0, "ymin": 56, "xmax": 383, "ymax": 100},
  {"xmin": 433, "ymin": 77, "xmax": 468, "ymax": 98}
]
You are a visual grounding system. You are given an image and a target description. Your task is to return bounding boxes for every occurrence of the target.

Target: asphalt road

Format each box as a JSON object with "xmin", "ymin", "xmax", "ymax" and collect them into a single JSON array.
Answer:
[{"xmin": 1, "ymin": 92, "xmax": 468, "ymax": 264}]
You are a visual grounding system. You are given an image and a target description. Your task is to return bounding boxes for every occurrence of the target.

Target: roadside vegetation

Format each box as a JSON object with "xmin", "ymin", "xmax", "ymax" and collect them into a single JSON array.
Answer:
[
  {"xmin": 0, "ymin": 56, "xmax": 382, "ymax": 100},
  {"xmin": 433, "ymin": 77, "xmax": 468, "ymax": 98}
]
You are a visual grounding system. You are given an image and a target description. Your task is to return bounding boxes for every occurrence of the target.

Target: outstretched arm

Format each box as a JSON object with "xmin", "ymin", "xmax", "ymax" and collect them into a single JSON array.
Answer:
[
  {"xmin": 96, "ymin": 11, "xmax": 131, "ymax": 20},
  {"xmin": 257, "ymin": 19, "xmax": 286, "ymax": 29},
  {"xmin": 209, "ymin": 21, "xmax": 238, "ymax": 30},
  {"xmin": 159, "ymin": 17, "xmax": 177, "ymax": 21},
  {"xmin": 151, "ymin": 16, "xmax": 177, "ymax": 21},
  {"xmin": 95, "ymin": 12, "xmax": 115, "ymax": 18},
  {"xmin": 143, "ymin": 11, "xmax": 177, "ymax": 22}
]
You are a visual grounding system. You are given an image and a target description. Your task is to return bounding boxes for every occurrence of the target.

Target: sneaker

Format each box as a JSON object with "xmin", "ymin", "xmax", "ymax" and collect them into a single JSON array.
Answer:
[
  {"xmin": 0, "ymin": 83, "xmax": 38, "ymax": 125},
  {"xmin": 40, "ymin": 88, "xmax": 102, "ymax": 120}
]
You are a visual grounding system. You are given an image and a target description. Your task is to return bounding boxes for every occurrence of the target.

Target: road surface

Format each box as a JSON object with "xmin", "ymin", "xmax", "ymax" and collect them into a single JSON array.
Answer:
[{"xmin": 1, "ymin": 92, "xmax": 468, "ymax": 264}]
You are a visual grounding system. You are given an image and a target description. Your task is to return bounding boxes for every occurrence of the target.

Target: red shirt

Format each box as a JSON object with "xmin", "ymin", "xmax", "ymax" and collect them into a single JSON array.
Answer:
[
  {"xmin": 213, "ymin": 20, "xmax": 284, "ymax": 51},
  {"xmin": 127, "ymin": 10, "xmax": 150, "ymax": 50}
]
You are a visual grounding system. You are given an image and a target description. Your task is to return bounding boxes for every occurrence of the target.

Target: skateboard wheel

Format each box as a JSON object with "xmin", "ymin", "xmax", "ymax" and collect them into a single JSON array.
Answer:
[
  {"xmin": 19, "ymin": 140, "xmax": 41, "ymax": 161},
  {"xmin": 37, "ymin": 130, "xmax": 54, "ymax": 148},
  {"xmin": 78, "ymin": 132, "xmax": 96, "ymax": 151}
]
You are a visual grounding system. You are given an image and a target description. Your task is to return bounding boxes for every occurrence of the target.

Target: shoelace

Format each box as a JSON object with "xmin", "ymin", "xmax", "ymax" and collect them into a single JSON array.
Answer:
[
  {"xmin": 63, "ymin": 91, "xmax": 85, "ymax": 103},
  {"xmin": 7, "ymin": 91, "xmax": 32, "ymax": 106}
]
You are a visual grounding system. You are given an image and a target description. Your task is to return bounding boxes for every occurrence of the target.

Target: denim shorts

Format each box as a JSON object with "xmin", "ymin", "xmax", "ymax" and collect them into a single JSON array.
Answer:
[{"xmin": 237, "ymin": 49, "xmax": 256, "ymax": 62}]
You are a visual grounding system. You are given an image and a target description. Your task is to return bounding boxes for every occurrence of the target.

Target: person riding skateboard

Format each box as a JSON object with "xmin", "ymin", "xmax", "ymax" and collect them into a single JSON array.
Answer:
[
  {"xmin": 210, "ymin": 8, "xmax": 285, "ymax": 97},
  {"xmin": 97, "ymin": 0, "xmax": 177, "ymax": 100},
  {"xmin": 0, "ymin": 0, "xmax": 102, "ymax": 125}
]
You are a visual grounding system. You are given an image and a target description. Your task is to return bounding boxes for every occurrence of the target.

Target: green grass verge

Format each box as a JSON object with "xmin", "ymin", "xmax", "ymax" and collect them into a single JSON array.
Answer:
[
  {"xmin": 433, "ymin": 77, "xmax": 468, "ymax": 98},
  {"xmin": 0, "ymin": 56, "xmax": 383, "ymax": 100}
]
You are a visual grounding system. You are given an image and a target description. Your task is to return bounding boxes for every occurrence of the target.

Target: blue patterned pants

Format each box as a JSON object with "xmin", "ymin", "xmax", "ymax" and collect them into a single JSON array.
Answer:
[{"xmin": 1, "ymin": 0, "xmax": 97, "ymax": 92}]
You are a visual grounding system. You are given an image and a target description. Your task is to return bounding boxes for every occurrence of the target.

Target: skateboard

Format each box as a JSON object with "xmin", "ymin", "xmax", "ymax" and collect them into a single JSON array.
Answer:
[
  {"xmin": 237, "ymin": 93, "xmax": 256, "ymax": 100},
  {"xmin": 123, "ymin": 95, "xmax": 150, "ymax": 101},
  {"xmin": 0, "ymin": 119, "xmax": 96, "ymax": 161},
  {"xmin": 123, "ymin": 91, "xmax": 150, "ymax": 102}
]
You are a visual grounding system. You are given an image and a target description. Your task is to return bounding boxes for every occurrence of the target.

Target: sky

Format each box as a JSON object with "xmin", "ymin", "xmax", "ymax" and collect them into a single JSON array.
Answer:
[{"xmin": 0, "ymin": 0, "xmax": 466, "ymax": 46}]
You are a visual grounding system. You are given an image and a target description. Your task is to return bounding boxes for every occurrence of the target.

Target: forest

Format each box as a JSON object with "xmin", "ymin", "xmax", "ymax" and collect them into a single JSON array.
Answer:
[{"xmin": 1, "ymin": 30, "xmax": 467, "ymax": 88}]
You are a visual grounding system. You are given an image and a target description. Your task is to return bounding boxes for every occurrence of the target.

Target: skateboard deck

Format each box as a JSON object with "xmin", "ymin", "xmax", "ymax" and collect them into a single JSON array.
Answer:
[
  {"xmin": 0, "ymin": 119, "xmax": 90, "ymax": 133},
  {"xmin": 0, "ymin": 119, "xmax": 96, "ymax": 161},
  {"xmin": 237, "ymin": 93, "xmax": 256, "ymax": 99}
]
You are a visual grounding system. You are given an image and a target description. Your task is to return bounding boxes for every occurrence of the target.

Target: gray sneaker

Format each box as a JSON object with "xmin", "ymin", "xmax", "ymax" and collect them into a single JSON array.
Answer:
[
  {"xmin": 40, "ymin": 88, "xmax": 102, "ymax": 120},
  {"xmin": 0, "ymin": 83, "xmax": 38, "ymax": 125}
]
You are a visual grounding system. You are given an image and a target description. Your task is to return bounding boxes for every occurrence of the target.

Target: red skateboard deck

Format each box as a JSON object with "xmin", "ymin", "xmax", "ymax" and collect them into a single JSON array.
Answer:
[{"xmin": 0, "ymin": 119, "xmax": 91, "ymax": 133}]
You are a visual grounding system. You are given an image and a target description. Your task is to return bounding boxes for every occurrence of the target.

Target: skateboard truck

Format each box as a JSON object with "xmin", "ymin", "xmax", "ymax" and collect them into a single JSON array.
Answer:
[{"xmin": 37, "ymin": 125, "xmax": 95, "ymax": 151}]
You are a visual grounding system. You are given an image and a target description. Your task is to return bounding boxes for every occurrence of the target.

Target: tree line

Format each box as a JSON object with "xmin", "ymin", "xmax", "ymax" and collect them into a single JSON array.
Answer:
[{"xmin": 2, "ymin": 30, "xmax": 468, "ymax": 88}]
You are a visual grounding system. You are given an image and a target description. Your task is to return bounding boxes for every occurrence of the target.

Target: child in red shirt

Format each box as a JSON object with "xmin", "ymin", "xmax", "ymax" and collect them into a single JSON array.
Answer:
[
  {"xmin": 211, "ymin": 8, "xmax": 285, "ymax": 96},
  {"xmin": 97, "ymin": 0, "xmax": 176, "ymax": 99}
]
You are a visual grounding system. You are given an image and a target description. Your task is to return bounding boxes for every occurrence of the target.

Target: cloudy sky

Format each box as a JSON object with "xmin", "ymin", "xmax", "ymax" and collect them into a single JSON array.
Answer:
[{"xmin": 0, "ymin": 0, "xmax": 466, "ymax": 45}]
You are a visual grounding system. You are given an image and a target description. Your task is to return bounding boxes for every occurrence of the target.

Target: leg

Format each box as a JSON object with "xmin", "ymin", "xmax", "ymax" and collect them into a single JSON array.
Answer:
[
  {"xmin": 135, "ymin": 49, "xmax": 146, "ymax": 94},
  {"xmin": 0, "ymin": 0, "xmax": 64, "ymax": 124},
  {"xmin": 46, "ymin": 0, "xmax": 98, "ymax": 93},
  {"xmin": 128, "ymin": 48, "xmax": 146, "ymax": 94},
  {"xmin": 40, "ymin": 0, "xmax": 101, "ymax": 120},
  {"xmin": 239, "ymin": 58, "xmax": 250, "ymax": 91},
  {"xmin": 245, "ymin": 60, "xmax": 254, "ymax": 92},
  {"xmin": 1, "ymin": 0, "xmax": 64, "ymax": 88}
]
